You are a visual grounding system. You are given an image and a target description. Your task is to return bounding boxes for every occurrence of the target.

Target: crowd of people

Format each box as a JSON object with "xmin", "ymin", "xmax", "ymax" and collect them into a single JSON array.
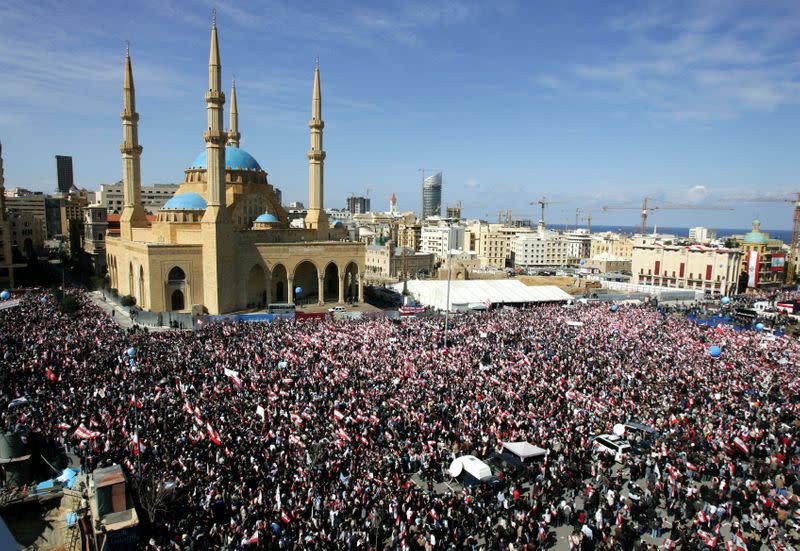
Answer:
[{"xmin": 1, "ymin": 289, "xmax": 799, "ymax": 550}]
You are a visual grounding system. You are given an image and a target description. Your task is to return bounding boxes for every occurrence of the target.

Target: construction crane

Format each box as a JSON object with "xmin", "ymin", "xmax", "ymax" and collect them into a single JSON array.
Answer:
[
  {"xmin": 723, "ymin": 193, "xmax": 800, "ymax": 284},
  {"xmin": 602, "ymin": 197, "xmax": 734, "ymax": 237},
  {"xmin": 529, "ymin": 197, "xmax": 564, "ymax": 226}
]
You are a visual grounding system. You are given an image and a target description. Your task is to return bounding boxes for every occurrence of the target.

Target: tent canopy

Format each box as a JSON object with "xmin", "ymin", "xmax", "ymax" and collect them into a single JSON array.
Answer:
[
  {"xmin": 502, "ymin": 441, "xmax": 548, "ymax": 460},
  {"xmin": 392, "ymin": 280, "xmax": 572, "ymax": 311}
]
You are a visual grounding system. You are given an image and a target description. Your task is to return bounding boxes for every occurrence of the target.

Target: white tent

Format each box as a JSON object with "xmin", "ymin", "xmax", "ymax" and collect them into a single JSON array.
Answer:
[
  {"xmin": 448, "ymin": 455, "xmax": 492, "ymax": 481},
  {"xmin": 392, "ymin": 280, "xmax": 572, "ymax": 311},
  {"xmin": 502, "ymin": 441, "xmax": 548, "ymax": 461}
]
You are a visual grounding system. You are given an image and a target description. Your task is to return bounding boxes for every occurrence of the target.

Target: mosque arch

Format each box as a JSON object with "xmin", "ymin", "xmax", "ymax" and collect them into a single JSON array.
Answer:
[
  {"xmin": 292, "ymin": 260, "xmax": 319, "ymax": 304},
  {"xmin": 323, "ymin": 262, "xmax": 339, "ymax": 304},
  {"xmin": 128, "ymin": 262, "xmax": 134, "ymax": 297},
  {"xmin": 139, "ymin": 266, "xmax": 146, "ymax": 308},
  {"xmin": 165, "ymin": 265, "xmax": 188, "ymax": 312},
  {"xmin": 271, "ymin": 264, "xmax": 288, "ymax": 303},
  {"xmin": 344, "ymin": 261, "xmax": 359, "ymax": 302},
  {"xmin": 168, "ymin": 266, "xmax": 186, "ymax": 282},
  {"xmin": 246, "ymin": 264, "xmax": 268, "ymax": 308}
]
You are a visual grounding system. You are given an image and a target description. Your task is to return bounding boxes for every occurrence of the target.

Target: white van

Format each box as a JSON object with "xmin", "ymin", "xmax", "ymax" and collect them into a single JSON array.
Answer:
[{"xmin": 591, "ymin": 434, "xmax": 631, "ymax": 462}]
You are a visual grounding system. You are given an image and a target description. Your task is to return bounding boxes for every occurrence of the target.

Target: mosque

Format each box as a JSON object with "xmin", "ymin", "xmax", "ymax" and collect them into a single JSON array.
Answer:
[{"xmin": 105, "ymin": 17, "xmax": 365, "ymax": 315}]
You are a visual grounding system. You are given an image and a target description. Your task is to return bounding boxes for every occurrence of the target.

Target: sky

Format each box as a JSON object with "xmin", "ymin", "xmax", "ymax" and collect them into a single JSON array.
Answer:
[{"xmin": 1, "ymin": 0, "xmax": 799, "ymax": 230}]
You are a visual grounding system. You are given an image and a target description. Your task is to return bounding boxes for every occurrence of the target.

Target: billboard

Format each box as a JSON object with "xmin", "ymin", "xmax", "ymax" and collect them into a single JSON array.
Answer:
[
  {"xmin": 747, "ymin": 251, "xmax": 759, "ymax": 288},
  {"xmin": 771, "ymin": 253, "xmax": 786, "ymax": 272}
]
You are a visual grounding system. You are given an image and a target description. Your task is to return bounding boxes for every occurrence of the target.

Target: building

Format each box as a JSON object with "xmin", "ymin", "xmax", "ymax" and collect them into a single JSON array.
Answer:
[
  {"xmin": 445, "ymin": 206, "xmax": 462, "ymax": 220},
  {"xmin": 346, "ymin": 195, "xmax": 370, "ymax": 214},
  {"xmin": 7, "ymin": 210, "xmax": 45, "ymax": 259},
  {"xmin": 104, "ymin": 21, "xmax": 364, "ymax": 314},
  {"xmin": 398, "ymin": 221, "xmax": 422, "ymax": 251},
  {"xmin": 582, "ymin": 253, "xmax": 631, "ymax": 274},
  {"xmin": 738, "ymin": 219, "xmax": 786, "ymax": 291},
  {"xmin": 364, "ymin": 242, "xmax": 435, "ymax": 282},
  {"xmin": 565, "ymin": 228, "xmax": 591, "ymax": 263},
  {"xmin": 420, "ymin": 223, "xmax": 465, "ymax": 260},
  {"xmin": 632, "ymin": 242, "xmax": 741, "ymax": 295},
  {"xmin": 274, "ymin": 187, "xmax": 282, "ymax": 205},
  {"xmin": 421, "ymin": 172, "xmax": 442, "ymax": 219},
  {"xmin": 4, "ymin": 190, "xmax": 47, "ymax": 238},
  {"xmin": 466, "ymin": 222, "xmax": 532, "ymax": 269},
  {"xmin": 55, "ymin": 155, "xmax": 74, "ymax": 193},
  {"xmin": 688, "ymin": 226, "xmax": 717, "ymax": 244},
  {"xmin": 590, "ymin": 232, "xmax": 633, "ymax": 260},
  {"xmin": 97, "ymin": 181, "xmax": 179, "ymax": 214},
  {"xmin": 84, "ymin": 205, "xmax": 109, "ymax": 274},
  {"xmin": 512, "ymin": 228, "xmax": 569, "ymax": 267}
]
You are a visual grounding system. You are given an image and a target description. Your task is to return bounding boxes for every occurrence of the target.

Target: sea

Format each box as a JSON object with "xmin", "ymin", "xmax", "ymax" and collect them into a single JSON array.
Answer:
[{"xmin": 547, "ymin": 224, "xmax": 793, "ymax": 244}]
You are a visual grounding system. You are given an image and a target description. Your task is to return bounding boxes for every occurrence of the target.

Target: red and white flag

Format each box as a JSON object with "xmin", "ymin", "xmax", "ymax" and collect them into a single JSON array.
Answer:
[
  {"xmin": 206, "ymin": 422, "xmax": 222, "ymax": 445},
  {"xmin": 669, "ymin": 413, "xmax": 678, "ymax": 426},
  {"xmin": 733, "ymin": 437, "xmax": 749, "ymax": 455},
  {"xmin": 280, "ymin": 511, "xmax": 291, "ymax": 524},
  {"xmin": 132, "ymin": 432, "xmax": 142, "ymax": 456},
  {"xmin": 288, "ymin": 434, "xmax": 306, "ymax": 448},
  {"xmin": 246, "ymin": 531, "xmax": 259, "ymax": 545},
  {"xmin": 336, "ymin": 428, "xmax": 351, "ymax": 442},
  {"xmin": 223, "ymin": 368, "xmax": 242, "ymax": 388},
  {"xmin": 54, "ymin": 422, "xmax": 71, "ymax": 431},
  {"xmin": 74, "ymin": 424, "xmax": 100, "ymax": 440},
  {"xmin": 333, "ymin": 409, "xmax": 345, "ymax": 422}
]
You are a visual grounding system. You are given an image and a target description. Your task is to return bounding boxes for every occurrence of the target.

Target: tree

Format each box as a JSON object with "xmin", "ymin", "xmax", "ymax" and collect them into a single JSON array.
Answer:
[
  {"xmin": 120, "ymin": 295, "xmax": 137, "ymax": 307},
  {"xmin": 59, "ymin": 296, "xmax": 80, "ymax": 314},
  {"xmin": 132, "ymin": 475, "xmax": 172, "ymax": 524}
]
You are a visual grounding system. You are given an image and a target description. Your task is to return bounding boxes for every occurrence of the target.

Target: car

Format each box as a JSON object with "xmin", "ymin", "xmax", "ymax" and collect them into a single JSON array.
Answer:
[
  {"xmin": 590, "ymin": 434, "xmax": 631, "ymax": 462},
  {"xmin": 328, "ymin": 306, "xmax": 347, "ymax": 314}
]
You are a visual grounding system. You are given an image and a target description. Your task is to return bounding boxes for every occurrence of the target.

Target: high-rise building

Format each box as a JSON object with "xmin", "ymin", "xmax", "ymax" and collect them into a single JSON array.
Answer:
[
  {"xmin": 421, "ymin": 172, "xmax": 442, "ymax": 219},
  {"xmin": 96, "ymin": 181, "xmax": 179, "ymax": 214},
  {"xmin": 55, "ymin": 155, "xmax": 74, "ymax": 193},
  {"xmin": 346, "ymin": 196, "xmax": 371, "ymax": 214},
  {"xmin": 688, "ymin": 226, "xmax": 717, "ymax": 243}
]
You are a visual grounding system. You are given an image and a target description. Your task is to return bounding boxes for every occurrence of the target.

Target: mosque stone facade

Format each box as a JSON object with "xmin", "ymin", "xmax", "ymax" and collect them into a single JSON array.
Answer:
[{"xmin": 105, "ymin": 20, "xmax": 364, "ymax": 314}]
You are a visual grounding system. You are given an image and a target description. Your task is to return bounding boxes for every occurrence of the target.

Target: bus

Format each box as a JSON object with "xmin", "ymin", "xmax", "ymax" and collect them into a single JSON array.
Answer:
[{"xmin": 267, "ymin": 303, "xmax": 296, "ymax": 314}]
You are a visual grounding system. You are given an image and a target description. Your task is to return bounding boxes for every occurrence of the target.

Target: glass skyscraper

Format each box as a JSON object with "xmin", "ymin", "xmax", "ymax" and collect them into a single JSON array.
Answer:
[{"xmin": 421, "ymin": 172, "xmax": 442, "ymax": 219}]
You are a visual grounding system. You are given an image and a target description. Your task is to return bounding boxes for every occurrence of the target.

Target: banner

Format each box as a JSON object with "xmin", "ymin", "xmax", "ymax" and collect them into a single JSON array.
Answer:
[
  {"xmin": 747, "ymin": 251, "xmax": 759, "ymax": 288},
  {"xmin": 770, "ymin": 253, "xmax": 785, "ymax": 272}
]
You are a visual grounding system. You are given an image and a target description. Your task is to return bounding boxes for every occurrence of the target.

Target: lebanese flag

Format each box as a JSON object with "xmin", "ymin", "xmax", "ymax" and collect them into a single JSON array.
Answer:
[
  {"xmin": 206, "ymin": 422, "xmax": 222, "ymax": 445},
  {"xmin": 616, "ymin": 513, "xmax": 623, "ymax": 528},
  {"xmin": 686, "ymin": 461, "xmax": 699, "ymax": 472},
  {"xmin": 280, "ymin": 511, "xmax": 291, "ymax": 524},
  {"xmin": 290, "ymin": 413, "xmax": 303, "ymax": 425},
  {"xmin": 54, "ymin": 422, "xmax": 71, "ymax": 431},
  {"xmin": 74, "ymin": 424, "xmax": 100, "ymax": 440},
  {"xmin": 45, "ymin": 368, "xmax": 58, "ymax": 382},
  {"xmin": 223, "ymin": 368, "xmax": 242, "ymax": 388},
  {"xmin": 733, "ymin": 437, "xmax": 749, "ymax": 454},
  {"xmin": 182, "ymin": 401, "xmax": 193, "ymax": 414},
  {"xmin": 429, "ymin": 509, "xmax": 439, "ymax": 521},
  {"xmin": 130, "ymin": 394, "xmax": 143, "ymax": 409},
  {"xmin": 696, "ymin": 511, "xmax": 709, "ymax": 524},
  {"xmin": 288, "ymin": 435, "xmax": 306, "ymax": 448},
  {"xmin": 669, "ymin": 413, "xmax": 678, "ymax": 426},
  {"xmin": 357, "ymin": 435, "xmax": 369, "ymax": 445},
  {"xmin": 336, "ymin": 428, "xmax": 351, "ymax": 442},
  {"xmin": 246, "ymin": 531, "xmax": 259, "ymax": 545},
  {"xmin": 132, "ymin": 432, "xmax": 141, "ymax": 456},
  {"xmin": 333, "ymin": 409, "xmax": 345, "ymax": 422}
]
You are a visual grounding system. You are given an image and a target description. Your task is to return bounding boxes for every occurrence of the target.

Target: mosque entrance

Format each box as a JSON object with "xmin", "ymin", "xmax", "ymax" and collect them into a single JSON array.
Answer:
[
  {"xmin": 171, "ymin": 289, "xmax": 185, "ymax": 311},
  {"xmin": 271, "ymin": 264, "xmax": 288, "ymax": 303},
  {"xmin": 323, "ymin": 263, "xmax": 339, "ymax": 303}
]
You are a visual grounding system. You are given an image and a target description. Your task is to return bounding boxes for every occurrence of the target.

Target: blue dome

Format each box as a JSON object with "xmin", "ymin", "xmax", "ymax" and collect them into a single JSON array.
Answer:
[
  {"xmin": 191, "ymin": 146, "xmax": 262, "ymax": 171},
  {"xmin": 743, "ymin": 231, "xmax": 768, "ymax": 245},
  {"xmin": 162, "ymin": 192, "xmax": 207, "ymax": 210},
  {"xmin": 255, "ymin": 213, "xmax": 279, "ymax": 223},
  {"xmin": 332, "ymin": 221, "xmax": 344, "ymax": 228}
]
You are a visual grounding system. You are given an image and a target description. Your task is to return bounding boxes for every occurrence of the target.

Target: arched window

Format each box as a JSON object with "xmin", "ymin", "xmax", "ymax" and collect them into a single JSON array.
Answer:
[{"xmin": 168, "ymin": 266, "xmax": 186, "ymax": 282}]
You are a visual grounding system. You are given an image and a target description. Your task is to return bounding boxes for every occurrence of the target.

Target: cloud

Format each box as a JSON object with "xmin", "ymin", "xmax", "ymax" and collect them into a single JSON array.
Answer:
[
  {"xmin": 562, "ymin": 3, "xmax": 800, "ymax": 122},
  {"xmin": 686, "ymin": 185, "xmax": 710, "ymax": 203}
]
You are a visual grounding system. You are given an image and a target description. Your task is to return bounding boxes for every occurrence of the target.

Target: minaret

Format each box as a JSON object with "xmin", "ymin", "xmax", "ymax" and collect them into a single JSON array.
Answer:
[
  {"xmin": 227, "ymin": 78, "xmax": 240, "ymax": 147},
  {"xmin": 119, "ymin": 43, "xmax": 149, "ymax": 240},
  {"xmin": 304, "ymin": 59, "xmax": 329, "ymax": 234},
  {"xmin": 200, "ymin": 12, "xmax": 235, "ymax": 314}
]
